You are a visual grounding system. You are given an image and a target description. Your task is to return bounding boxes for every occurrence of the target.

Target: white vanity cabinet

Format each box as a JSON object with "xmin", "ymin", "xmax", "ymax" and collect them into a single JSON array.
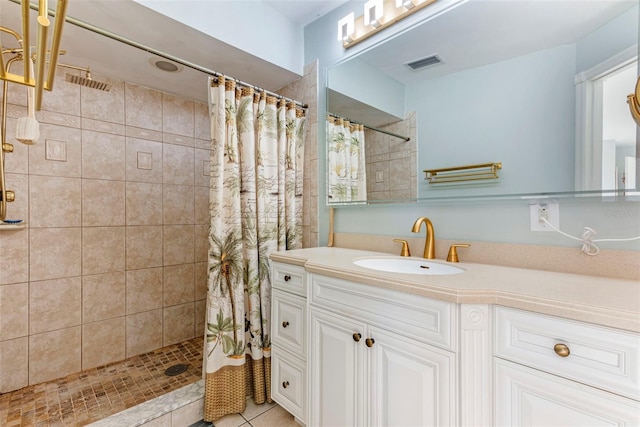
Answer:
[
  {"xmin": 270, "ymin": 249, "xmax": 640, "ymax": 427},
  {"xmin": 270, "ymin": 262, "xmax": 307, "ymax": 424},
  {"xmin": 494, "ymin": 306, "xmax": 640, "ymax": 426},
  {"xmin": 308, "ymin": 273, "xmax": 458, "ymax": 427}
]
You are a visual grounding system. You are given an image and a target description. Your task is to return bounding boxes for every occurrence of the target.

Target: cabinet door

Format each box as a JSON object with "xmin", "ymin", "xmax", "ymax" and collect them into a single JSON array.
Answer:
[
  {"xmin": 368, "ymin": 326, "xmax": 456, "ymax": 427},
  {"xmin": 495, "ymin": 359, "xmax": 640, "ymax": 426},
  {"xmin": 310, "ymin": 308, "xmax": 366, "ymax": 427}
]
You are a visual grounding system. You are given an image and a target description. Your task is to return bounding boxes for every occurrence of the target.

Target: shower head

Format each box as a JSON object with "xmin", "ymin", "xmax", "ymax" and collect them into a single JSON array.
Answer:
[{"xmin": 65, "ymin": 70, "xmax": 111, "ymax": 92}]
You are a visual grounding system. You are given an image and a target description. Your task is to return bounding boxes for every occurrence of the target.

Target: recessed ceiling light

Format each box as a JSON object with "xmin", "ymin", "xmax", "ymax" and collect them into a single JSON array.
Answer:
[{"xmin": 149, "ymin": 58, "xmax": 182, "ymax": 73}]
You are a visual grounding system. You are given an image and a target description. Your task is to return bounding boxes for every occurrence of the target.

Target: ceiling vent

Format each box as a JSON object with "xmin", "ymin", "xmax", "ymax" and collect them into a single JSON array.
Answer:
[{"xmin": 406, "ymin": 54, "xmax": 443, "ymax": 70}]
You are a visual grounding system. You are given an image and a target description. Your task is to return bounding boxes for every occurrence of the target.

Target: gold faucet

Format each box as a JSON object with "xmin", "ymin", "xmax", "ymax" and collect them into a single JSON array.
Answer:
[{"xmin": 411, "ymin": 217, "xmax": 435, "ymax": 259}]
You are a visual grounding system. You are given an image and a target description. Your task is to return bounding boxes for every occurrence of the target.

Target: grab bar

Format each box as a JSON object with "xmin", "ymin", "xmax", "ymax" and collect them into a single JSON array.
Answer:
[{"xmin": 0, "ymin": 55, "xmax": 22, "ymax": 221}]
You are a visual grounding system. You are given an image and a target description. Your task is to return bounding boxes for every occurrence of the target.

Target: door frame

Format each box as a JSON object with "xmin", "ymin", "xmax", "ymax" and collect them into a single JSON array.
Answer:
[{"xmin": 574, "ymin": 44, "xmax": 637, "ymax": 192}]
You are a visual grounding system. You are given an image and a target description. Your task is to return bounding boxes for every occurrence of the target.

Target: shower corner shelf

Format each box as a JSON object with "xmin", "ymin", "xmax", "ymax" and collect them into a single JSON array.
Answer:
[{"xmin": 0, "ymin": 222, "xmax": 27, "ymax": 230}]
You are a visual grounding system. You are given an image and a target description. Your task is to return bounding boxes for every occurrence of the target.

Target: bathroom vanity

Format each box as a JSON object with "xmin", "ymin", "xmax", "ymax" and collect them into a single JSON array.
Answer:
[{"xmin": 269, "ymin": 247, "xmax": 640, "ymax": 426}]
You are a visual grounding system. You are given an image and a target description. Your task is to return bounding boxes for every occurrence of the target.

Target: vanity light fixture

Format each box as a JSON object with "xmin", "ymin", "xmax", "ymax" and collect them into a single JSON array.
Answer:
[
  {"xmin": 338, "ymin": 0, "xmax": 437, "ymax": 49},
  {"xmin": 364, "ymin": 0, "xmax": 384, "ymax": 28},
  {"xmin": 337, "ymin": 12, "xmax": 355, "ymax": 42},
  {"xmin": 396, "ymin": 0, "xmax": 417, "ymax": 9}
]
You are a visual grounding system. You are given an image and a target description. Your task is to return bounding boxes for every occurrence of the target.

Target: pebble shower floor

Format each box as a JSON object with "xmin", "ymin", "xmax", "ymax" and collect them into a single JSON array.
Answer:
[{"xmin": 0, "ymin": 337, "xmax": 203, "ymax": 426}]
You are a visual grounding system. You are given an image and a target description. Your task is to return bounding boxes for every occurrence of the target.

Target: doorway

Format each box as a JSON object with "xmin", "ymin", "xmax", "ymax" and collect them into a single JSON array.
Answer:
[{"xmin": 575, "ymin": 45, "xmax": 638, "ymax": 194}]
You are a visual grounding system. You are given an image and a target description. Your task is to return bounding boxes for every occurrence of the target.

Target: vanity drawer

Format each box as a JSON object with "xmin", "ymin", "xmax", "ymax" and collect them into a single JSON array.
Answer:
[
  {"xmin": 494, "ymin": 306, "xmax": 640, "ymax": 400},
  {"xmin": 271, "ymin": 262, "xmax": 306, "ymax": 297},
  {"xmin": 310, "ymin": 274, "xmax": 456, "ymax": 351},
  {"xmin": 272, "ymin": 346, "xmax": 306, "ymax": 422},
  {"xmin": 272, "ymin": 289, "xmax": 306, "ymax": 359}
]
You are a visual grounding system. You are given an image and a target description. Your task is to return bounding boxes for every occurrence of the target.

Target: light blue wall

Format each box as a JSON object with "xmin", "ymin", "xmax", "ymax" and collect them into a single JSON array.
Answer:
[
  {"xmin": 305, "ymin": 1, "xmax": 640, "ymax": 251},
  {"xmin": 329, "ymin": 58, "xmax": 405, "ymax": 118},
  {"xmin": 576, "ymin": 5, "xmax": 639, "ymax": 73},
  {"xmin": 410, "ymin": 44, "xmax": 576, "ymax": 198}
]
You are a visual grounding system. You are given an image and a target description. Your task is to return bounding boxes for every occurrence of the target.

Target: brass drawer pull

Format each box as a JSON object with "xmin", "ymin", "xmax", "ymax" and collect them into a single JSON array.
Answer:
[
  {"xmin": 284, "ymin": 275, "xmax": 291, "ymax": 282},
  {"xmin": 282, "ymin": 321, "xmax": 289, "ymax": 328},
  {"xmin": 365, "ymin": 338, "xmax": 375, "ymax": 347},
  {"xmin": 353, "ymin": 333, "xmax": 362, "ymax": 342},
  {"xmin": 554, "ymin": 343, "xmax": 570, "ymax": 357},
  {"xmin": 282, "ymin": 381, "xmax": 289, "ymax": 388}
]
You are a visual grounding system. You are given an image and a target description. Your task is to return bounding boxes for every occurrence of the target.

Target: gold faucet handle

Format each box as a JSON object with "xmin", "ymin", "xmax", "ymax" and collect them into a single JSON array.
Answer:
[
  {"xmin": 393, "ymin": 239, "xmax": 411, "ymax": 257},
  {"xmin": 447, "ymin": 244, "xmax": 470, "ymax": 262}
]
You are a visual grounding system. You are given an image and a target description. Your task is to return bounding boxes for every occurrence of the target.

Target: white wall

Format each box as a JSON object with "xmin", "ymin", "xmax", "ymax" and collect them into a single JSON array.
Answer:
[{"xmin": 133, "ymin": 0, "xmax": 304, "ymax": 75}]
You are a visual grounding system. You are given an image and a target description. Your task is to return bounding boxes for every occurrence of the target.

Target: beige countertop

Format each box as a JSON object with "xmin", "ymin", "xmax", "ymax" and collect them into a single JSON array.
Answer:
[{"xmin": 270, "ymin": 247, "xmax": 640, "ymax": 333}]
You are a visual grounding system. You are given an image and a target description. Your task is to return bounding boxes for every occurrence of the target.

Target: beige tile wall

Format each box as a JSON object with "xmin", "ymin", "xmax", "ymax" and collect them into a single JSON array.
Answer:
[
  {"xmin": 0, "ymin": 71, "xmax": 212, "ymax": 392},
  {"xmin": 278, "ymin": 61, "xmax": 319, "ymax": 248},
  {"xmin": 365, "ymin": 112, "xmax": 417, "ymax": 201}
]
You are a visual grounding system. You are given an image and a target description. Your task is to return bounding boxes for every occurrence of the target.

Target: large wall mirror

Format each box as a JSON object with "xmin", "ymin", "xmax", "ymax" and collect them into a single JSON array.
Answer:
[{"xmin": 326, "ymin": 0, "xmax": 639, "ymax": 205}]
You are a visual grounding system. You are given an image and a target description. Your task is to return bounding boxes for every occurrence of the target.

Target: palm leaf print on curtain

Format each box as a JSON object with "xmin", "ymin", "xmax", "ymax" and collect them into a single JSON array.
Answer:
[
  {"xmin": 204, "ymin": 76, "xmax": 306, "ymax": 422},
  {"xmin": 327, "ymin": 115, "xmax": 366, "ymax": 202}
]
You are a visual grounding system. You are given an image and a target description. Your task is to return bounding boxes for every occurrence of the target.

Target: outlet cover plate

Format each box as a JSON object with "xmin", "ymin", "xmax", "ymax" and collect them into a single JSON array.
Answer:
[{"xmin": 530, "ymin": 202, "xmax": 559, "ymax": 231}]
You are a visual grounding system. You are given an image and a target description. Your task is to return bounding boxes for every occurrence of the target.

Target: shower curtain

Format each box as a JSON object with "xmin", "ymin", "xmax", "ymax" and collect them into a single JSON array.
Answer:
[
  {"xmin": 204, "ymin": 76, "xmax": 306, "ymax": 421},
  {"xmin": 327, "ymin": 116, "xmax": 367, "ymax": 202}
]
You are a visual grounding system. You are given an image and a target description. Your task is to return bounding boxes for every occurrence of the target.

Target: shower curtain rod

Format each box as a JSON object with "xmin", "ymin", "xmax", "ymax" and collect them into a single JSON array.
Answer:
[
  {"xmin": 13, "ymin": 0, "xmax": 308, "ymax": 109},
  {"xmin": 328, "ymin": 113, "xmax": 410, "ymax": 142}
]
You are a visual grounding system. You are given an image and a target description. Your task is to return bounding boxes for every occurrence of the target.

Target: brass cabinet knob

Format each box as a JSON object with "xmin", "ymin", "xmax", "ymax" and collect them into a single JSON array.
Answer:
[
  {"xmin": 2, "ymin": 143, "xmax": 14, "ymax": 153},
  {"xmin": 447, "ymin": 244, "xmax": 470, "ymax": 262},
  {"xmin": 282, "ymin": 381, "xmax": 289, "ymax": 388},
  {"xmin": 284, "ymin": 275, "xmax": 291, "ymax": 282},
  {"xmin": 353, "ymin": 333, "xmax": 362, "ymax": 342},
  {"xmin": 365, "ymin": 338, "xmax": 375, "ymax": 347},
  {"xmin": 554, "ymin": 343, "xmax": 570, "ymax": 357},
  {"xmin": 282, "ymin": 321, "xmax": 289, "ymax": 328}
]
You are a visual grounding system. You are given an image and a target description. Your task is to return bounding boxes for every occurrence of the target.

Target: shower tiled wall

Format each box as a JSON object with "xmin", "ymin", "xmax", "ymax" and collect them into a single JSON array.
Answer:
[
  {"xmin": 365, "ymin": 112, "xmax": 417, "ymax": 201},
  {"xmin": 278, "ymin": 61, "xmax": 319, "ymax": 248},
  {"xmin": 0, "ymin": 72, "xmax": 211, "ymax": 393}
]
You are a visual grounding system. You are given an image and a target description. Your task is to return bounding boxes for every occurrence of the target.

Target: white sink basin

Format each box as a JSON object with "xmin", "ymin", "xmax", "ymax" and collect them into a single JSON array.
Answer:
[{"xmin": 353, "ymin": 257, "xmax": 464, "ymax": 275}]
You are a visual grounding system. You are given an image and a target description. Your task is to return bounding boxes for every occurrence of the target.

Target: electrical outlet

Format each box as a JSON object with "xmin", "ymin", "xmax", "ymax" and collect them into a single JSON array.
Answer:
[{"xmin": 529, "ymin": 202, "xmax": 559, "ymax": 231}]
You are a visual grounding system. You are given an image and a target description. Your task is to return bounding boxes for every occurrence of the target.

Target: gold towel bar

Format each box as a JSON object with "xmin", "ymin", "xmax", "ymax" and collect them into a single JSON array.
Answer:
[
  {"xmin": 0, "ymin": 0, "xmax": 68, "ymax": 110},
  {"xmin": 424, "ymin": 162, "xmax": 502, "ymax": 184}
]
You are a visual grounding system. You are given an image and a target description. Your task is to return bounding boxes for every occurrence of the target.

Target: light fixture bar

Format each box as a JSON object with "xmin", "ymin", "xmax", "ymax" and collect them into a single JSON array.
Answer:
[
  {"xmin": 343, "ymin": 0, "xmax": 438, "ymax": 49},
  {"xmin": 397, "ymin": 0, "xmax": 417, "ymax": 10}
]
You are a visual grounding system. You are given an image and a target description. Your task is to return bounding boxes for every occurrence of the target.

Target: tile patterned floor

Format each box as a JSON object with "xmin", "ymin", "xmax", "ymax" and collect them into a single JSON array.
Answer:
[
  {"xmin": 0, "ymin": 337, "xmax": 204, "ymax": 427},
  {"xmin": 214, "ymin": 399, "xmax": 299, "ymax": 427}
]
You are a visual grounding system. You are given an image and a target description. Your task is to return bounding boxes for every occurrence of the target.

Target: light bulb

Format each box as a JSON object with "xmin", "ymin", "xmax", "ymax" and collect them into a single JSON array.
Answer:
[{"xmin": 337, "ymin": 12, "xmax": 355, "ymax": 42}]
